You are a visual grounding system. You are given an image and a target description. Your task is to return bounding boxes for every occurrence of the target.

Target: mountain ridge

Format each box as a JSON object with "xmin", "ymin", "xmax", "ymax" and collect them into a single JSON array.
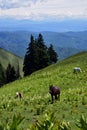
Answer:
[
  {"xmin": 0, "ymin": 31, "xmax": 87, "ymax": 60},
  {"xmin": 0, "ymin": 18, "xmax": 87, "ymax": 32}
]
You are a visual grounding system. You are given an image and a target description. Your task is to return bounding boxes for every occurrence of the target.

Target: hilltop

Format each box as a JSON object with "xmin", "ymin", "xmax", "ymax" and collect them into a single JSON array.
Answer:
[
  {"xmin": 0, "ymin": 48, "xmax": 23, "ymax": 76},
  {"xmin": 0, "ymin": 51, "xmax": 87, "ymax": 129}
]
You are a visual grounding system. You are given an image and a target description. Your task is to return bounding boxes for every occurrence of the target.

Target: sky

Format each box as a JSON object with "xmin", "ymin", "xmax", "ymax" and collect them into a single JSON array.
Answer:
[{"xmin": 0, "ymin": 0, "xmax": 87, "ymax": 21}]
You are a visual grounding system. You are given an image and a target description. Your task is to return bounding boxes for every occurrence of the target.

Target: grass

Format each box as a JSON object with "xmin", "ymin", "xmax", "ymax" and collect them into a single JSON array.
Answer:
[{"xmin": 0, "ymin": 51, "xmax": 87, "ymax": 129}]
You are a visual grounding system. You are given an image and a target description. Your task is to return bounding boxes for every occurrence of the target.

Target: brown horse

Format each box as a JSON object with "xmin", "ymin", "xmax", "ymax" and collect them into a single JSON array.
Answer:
[{"xmin": 49, "ymin": 85, "xmax": 60, "ymax": 103}]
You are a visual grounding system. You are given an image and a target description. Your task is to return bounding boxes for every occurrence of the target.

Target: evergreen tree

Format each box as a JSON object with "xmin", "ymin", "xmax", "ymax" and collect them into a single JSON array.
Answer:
[
  {"xmin": 23, "ymin": 34, "xmax": 58, "ymax": 76},
  {"xmin": 0, "ymin": 63, "xmax": 5, "ymax": 87},
  {"xmin": 16, "ymin": 60, "xmax": 21, "ymax": 79},
  {"xmin": 23, "ymin": 35, "xmax": 38, "ymax": 76},
  {"xmin": 48, "ymin": 44, "xmax": 58, "ymax": 63},
  {"xmin": 37, "ymin": 34, "xmax": 50, "ymax": 69},
  {"xmin": 23, "ymin": 34, "xmax": 50, "ymax": 76},
  {"xmin": 6, "ymin": 63, "xmax": 17, "ymax": 83}
]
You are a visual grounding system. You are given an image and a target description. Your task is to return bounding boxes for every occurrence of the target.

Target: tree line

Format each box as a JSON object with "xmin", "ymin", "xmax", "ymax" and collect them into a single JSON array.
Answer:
[
  {"xmin": 0, "ymin": 63, "xmax": 20, "ymax": 87},
  {"xmin": 0, "ymin": 33, "xmax": 58, "ymax": 87}
]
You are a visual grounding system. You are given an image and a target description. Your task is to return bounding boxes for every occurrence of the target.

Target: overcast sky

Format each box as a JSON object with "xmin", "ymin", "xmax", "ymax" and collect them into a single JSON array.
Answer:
[{"xmin": 0, "ymin": 0, "xmax": 87, "ymax": 21}]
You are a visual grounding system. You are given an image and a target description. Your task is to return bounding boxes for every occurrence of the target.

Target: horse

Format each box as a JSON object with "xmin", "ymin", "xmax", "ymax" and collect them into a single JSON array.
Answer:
[
  {"xmin": 73, "ymin": 67, "xmax": 82, "ymax": 74},
  {"xmin": 15, "ymin": 92, "xmax": 23, "ymax": 100},
  {"xmin": 49, "ymin": 85, "xmax": 60, "ymax": 103}
]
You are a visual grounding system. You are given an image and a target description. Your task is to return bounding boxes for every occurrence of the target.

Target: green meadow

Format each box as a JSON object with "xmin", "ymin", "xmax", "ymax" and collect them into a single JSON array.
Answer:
[{"xmin": 0, "ymin": 51, "xmax": 87, "ymax": 130}]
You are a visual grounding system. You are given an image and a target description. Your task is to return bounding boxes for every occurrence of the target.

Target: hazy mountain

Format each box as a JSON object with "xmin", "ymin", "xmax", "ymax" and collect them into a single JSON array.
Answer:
[
  {"xmin": 0, "ymin": 18, "xmax": 87, "ymax": 32},
  {"xmin": 0, "ymin": 31, "xmax": 87, "ymax": 60}
]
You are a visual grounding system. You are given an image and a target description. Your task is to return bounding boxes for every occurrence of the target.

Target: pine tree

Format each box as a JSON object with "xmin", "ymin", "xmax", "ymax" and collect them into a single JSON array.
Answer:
[
  {"xmin": 23, "ymin": 34, "xmax": 50, "ymax": 76},
  {"xmin": 37, "ymin": 34, "xmax": 50, "ymax": 69},
  {"xmin": 23, "ymin": 35, "xmax": 38, "ymax": 76},
  {"xmin": 6, "ymin": 63, "xmax": 16, "ymax": 83},
  {"xmin": 0, "ymin": 63, "xmax": 5, "ymax": 87},
  {"xmin": 23, "ymin": 34, "xmax": 58, "ymax": 76},
  {"xmin": 48, "ymin": 44, "xmax": 58, "ymax": 63}
]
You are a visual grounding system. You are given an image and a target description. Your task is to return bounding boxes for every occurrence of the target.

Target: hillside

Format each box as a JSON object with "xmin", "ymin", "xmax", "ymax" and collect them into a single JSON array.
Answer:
[
  {"xmin": 0, "ymin": 48, "xmax": 23, "ymax": 76},
  {"xmin": 0, "ymin": 51, "xmax": 87, "ymax": 129},
  {"xmin": 0, "ymin": 31, "xmax": 87, "ymax": 60}
]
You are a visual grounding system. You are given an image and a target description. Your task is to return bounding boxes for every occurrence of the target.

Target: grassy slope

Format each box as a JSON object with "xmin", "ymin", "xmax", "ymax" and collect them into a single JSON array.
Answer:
[
  {"xmin": 0, "ymin": 51, "xmax": 87, "ymax": 129},
  {"xmin": 0, "ymin": 48, "xmax": 23, "ymax": 76}
]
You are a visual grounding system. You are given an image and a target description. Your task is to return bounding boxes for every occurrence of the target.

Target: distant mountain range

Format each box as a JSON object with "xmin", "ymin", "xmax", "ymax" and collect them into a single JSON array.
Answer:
[
  {"xmin": 0, "ymin": 18, "xmax": 87, "ymax": 32},
  {"xmin": 0, "ymin": 31, "xmax": 87, "ymax": 60}
]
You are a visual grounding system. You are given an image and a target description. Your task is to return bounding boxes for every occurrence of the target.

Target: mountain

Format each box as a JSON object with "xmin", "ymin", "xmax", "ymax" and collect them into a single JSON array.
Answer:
[
  {"xmin": 0, "ymin": 18, "xmax": 87, "ymax": 32},
  {"xmin": 0, "ymin": 48, "xmax": 23, "ymax": 76},
  {"xmin": 0, "ymin": 31, "xmax": 87, "ymax": 60},
  {"xmin": 0, "ymin": 51, "xmax": 87, "ymax": 129}
]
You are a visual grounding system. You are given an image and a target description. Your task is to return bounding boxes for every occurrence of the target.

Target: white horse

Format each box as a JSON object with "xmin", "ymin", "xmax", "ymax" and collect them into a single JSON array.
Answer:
[
  {"xmin": 15, "ymin": 92, "xmax": 23, "ymax": 100},
  {"xmin": 73, "ymin": 67, "xmax": 82, "ymax": 73}
]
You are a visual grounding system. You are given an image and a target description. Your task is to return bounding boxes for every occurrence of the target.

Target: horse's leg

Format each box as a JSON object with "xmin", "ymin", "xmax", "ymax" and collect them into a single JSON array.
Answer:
[
  {"xmin": 51, "ymin": 95, "xmax": 54, "ymax": 103},
  {"xmin": 55, "ymin": 94, "xmax": 58, "ymax": 100}
]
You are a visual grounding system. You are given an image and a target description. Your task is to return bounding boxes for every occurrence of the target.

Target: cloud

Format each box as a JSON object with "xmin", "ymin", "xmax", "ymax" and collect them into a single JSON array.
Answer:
[
  {"xmin": 0, "ymin": 0, "xmax": 34, "ymax": 9},
  {"xmin": 0, "ymin": 0, "xmax": 87, "ymax": 20}
]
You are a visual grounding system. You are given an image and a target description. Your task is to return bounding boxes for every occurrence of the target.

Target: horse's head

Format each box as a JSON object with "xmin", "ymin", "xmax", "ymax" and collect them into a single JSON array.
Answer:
[
  {"xmin": 49, "ymin": 85, "xmax": 53, "ymax": 90},
  {"xmin": 49, "ymin": 85, "xmax": 53, "ymax": 94}
]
